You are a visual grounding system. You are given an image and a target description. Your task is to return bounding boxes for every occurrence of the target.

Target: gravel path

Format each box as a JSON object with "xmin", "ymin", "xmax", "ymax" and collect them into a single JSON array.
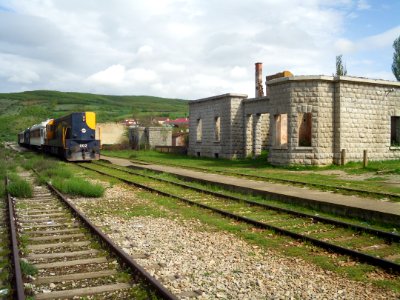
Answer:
[{"xmin": 70, "ymin": 182, "xmax": 399, "ymax": 300}]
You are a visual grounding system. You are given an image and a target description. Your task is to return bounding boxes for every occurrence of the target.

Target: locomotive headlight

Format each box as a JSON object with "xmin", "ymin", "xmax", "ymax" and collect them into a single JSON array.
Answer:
[{"xmin": 81, "ymin": 128, "xmax": 86, "ymax": 133}]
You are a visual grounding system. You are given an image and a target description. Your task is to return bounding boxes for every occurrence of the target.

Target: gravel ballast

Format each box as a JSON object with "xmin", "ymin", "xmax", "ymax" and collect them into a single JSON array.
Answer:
[{"xmin": 70, "ymin": 182, "xmax": 399, "ymax": 299}]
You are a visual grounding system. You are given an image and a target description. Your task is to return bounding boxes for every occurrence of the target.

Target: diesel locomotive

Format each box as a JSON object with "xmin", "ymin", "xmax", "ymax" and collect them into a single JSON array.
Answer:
[{"xmin": 18, "ymin": 112, "xmax": 100, "ymax": 161}]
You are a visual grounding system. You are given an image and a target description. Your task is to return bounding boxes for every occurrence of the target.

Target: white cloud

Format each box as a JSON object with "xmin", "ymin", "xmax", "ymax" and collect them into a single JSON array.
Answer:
[
  {"xmin": 86, "ymin": 65, "xmax": 158, "ymax": 87},
  {"xmin": 86, "ymin": 65, "xmax": 126, "ymax": 86},
  {"xmin": 335, "ymin": 26, "xmax": 400, "ymax": 54},
  {"xmin": 8, "ymin": 69, "xmax": 40, "ymax": 84},
  {"xmin": 137, "ymin": 45, "xmax": 153, "ymax": 57},
  {"xmin": 0, "ymin": 0, "xmax": 397, "ymax": 98},
  {"xmin": 357, "ymin": 0, "xmax": 371, "ymax": 10},
  {"xmin": 334, "ymin": 38, "xmax": 356, "ymax": 53},
  {"xmin": 230, "ymin": 66, "xmax": 248, "ymax": 79}
]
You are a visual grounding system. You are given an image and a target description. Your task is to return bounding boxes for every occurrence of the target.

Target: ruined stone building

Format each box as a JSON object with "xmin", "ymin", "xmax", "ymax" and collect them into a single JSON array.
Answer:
[{"xmin": 188, "ymin": 63, "xmax": 400, "ymax": 165}]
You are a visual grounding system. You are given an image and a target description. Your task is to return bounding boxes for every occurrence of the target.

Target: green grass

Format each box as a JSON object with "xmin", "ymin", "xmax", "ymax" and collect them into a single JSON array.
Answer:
[
  {"xmin": 101, "ymin": 150, "xmax": 400, "ymax": 198},
  {"xmin": 0, "ymin": 90, "xmax": 188, "ymax": 142},
  {"xmin": 6, "ymin": 173, "xmax": 32, "ymax": 198},
  {"xmin": 20, "ymin": 260, "xmax": 38, "ymax": 277},
  {"xmin": 51, "ymin": 176, "xmax": 104, "ymax": 197}
]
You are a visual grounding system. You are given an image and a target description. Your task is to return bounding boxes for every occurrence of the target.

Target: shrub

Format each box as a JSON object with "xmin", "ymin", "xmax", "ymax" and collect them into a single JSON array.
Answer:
[
  {"xmin": 52, "ymin": 177, "xmax": 104, "ymax": 198},
  {"xmin": 7, "ymin": 174, "xmax": 32, "ymax": 198},
  {"xmin": 20, "ymin": 260, "xmax": 38, "ymax": 277},
  {"xmin": 41, "ymin": 166, "xmax": 72, "ymax": 179}
]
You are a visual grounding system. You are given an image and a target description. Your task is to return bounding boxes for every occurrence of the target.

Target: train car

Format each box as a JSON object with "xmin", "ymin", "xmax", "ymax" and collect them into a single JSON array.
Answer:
[
  {"xmin": 29, "ymin": 120, "xmax": 50, "ymax": 149},
  {"xmin": 18, "ymin": 131, "xmax": 25, "ymax": 145},
  {"xmin": 18, "ymin": 128, "xmax": 30, "ymax": 146},
  {"xmin": 44, "ymin": 112, "xmax": 100, "ymax": 161}
]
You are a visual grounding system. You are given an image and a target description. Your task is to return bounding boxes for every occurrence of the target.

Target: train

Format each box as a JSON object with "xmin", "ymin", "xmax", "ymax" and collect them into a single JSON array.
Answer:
[{"xmin": 18, "ymin": 112, "xmax": 101, "ymax": 161}]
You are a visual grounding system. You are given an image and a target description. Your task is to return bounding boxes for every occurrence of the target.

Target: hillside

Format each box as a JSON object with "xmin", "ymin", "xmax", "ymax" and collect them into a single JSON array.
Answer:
[{"xmin": 0, "ymin": 90, "xmax": 188, "ymax": 142}]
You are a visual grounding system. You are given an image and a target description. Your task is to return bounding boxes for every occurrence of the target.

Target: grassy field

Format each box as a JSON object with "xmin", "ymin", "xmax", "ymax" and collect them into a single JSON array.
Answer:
[
  {"xmin": 101, "ymin": 150, "xmax": 400, "ymax": 198},
  {"xmin": 0, "ymin": 90, "xmax": 188, "ymax": 142}
]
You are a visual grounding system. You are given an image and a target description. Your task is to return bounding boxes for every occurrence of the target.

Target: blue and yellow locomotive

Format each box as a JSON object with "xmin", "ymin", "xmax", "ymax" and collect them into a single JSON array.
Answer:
[{"xmin": 18, "ymin": 112, "xmax": 100, "ymax": 161}]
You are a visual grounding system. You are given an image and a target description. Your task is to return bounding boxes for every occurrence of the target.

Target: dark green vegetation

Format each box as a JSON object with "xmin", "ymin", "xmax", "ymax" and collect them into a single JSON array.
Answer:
[
  {"xmin": 393, "ymin": 35, "xmax": 400, "ymax": 81},
  {"xmin": 0, "ymin": 144, "xmax": 12, "ymax": 298},
  {"xmin": 20, "ymin": 260, "xmax": 38, "ymax": 277},
  {"xmin": 30, "ymin": 156, "xmax": 105, "ymax": 198},
  {"xmin": 7, "ymin": 173, "xmax": 33, "ymax": 198},
  {"xmin": 102, "ymin": 150, "xmax": 400, "ymax": 199},
  {"xmin": 69, "ymin": 163, "xmax": 400, "ymax": 294},
  {"xmin": 0, "ymin": 90, "xmax": 188, "ymax": 141}
]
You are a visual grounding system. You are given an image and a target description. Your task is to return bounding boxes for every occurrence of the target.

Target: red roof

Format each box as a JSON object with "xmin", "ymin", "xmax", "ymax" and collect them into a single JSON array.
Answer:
[{"xmin": 166, "ymin": 118, "xmax": 189, "ymax": 124}]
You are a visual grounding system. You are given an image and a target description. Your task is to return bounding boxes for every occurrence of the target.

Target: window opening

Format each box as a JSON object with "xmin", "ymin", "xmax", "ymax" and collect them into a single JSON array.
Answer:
[
  {"xmin": 274, "ymin": 114, "xmax": 288, "ymax": 147},
  {"xmin": 391, "ymin": 116, "xmax": 400, "ymax": 146},
  {"xmin": 298, "ymin": 113, "xmax": 312, "ymax": 147},
  {"xmin": 215, "ymin": 116, "xmax": 220, "ymax": 142},
  {"xmin": 196, "ymin": 119, "xmax": 202, "ymax": 142}
]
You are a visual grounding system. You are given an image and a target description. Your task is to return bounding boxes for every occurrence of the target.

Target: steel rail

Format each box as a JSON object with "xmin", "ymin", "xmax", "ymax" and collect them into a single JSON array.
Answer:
[
  {"xmin": 123, "ymin": 158, "xmax": 400, "ymax": 201},
  {"xmin": 93, "ymin": 161, "xmax": 400, "ymax": 242},
  {"xmin": 30, "ymin": 169, "xmax": 178, "ymax": 300},
  {"xmin": 80, "ymin": 164, "xmax": 400, "ymax": 273},
  {"xmin": 5, "ymin": 177, "xmax": 25, "ymax": 300}
]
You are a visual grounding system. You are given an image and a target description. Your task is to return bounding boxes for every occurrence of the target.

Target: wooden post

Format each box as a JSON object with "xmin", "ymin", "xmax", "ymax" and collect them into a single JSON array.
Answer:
[
  {"xmin": 341, "ymin": 149, "xmax": 346, "ymax": 166},
  {"xmin": 363, "ymin": 150, "xmax": 368, "ymax": 168}
]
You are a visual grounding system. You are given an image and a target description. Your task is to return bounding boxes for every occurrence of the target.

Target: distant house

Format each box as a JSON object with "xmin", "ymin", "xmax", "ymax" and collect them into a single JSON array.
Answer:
[
  {"xmin": 172, "ymin": 132, "xmax": 188, "ymax": 146},
  {"xmin": 165, "ymin": 118, "xmax": 189, "ymax": 132},
  {"xmin": 166, "ymin": 117, "xmax": 189, "ymax": 126},
  {"xmin": 152, "ymin": 117, "xmax": 170, "ymax": 125},
  {"xmin": 96, "ymin": 122, "xmax": 126, "ymax": 145},
  {"xmin": 129, "ymin": 126, "xmax": 172, "ymax": 150},
  {"xmin": 121, "ymin": 119, "xmax": 139, "ymax": 127}
]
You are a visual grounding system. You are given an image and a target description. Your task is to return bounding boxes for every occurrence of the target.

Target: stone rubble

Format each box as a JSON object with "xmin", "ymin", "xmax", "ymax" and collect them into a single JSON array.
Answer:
[{"xmin": 71, "ymin": 183, "xmax": 399, "ymax": 300}]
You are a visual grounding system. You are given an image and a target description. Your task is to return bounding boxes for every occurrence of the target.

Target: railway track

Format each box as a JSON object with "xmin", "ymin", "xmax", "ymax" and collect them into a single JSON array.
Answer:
[
  {"xmin": 125, "ymin": 158, "xmax": 400, "ymax": 201},
  {"xmin": 0, "ymin": 183, "xmax": 12, "ymax": 299},
  {"xmin": 79, "ymin": 162, "xmax": 400, "ymax": 273},
  {"xmin": 5, "ymin": 172, "xmax": 177, "ymax": 299}
]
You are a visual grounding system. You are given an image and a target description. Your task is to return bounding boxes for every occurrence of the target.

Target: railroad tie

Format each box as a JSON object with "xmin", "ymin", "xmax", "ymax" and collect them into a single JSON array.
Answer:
[
  {"xmin": 34, "ymin": 269, "xmax": 118, "ymax": 284},
  {"xmin": 34, "ymin": 257, "xmax": 108, "ymax": 269},
  {"xmin": 28, "ymin": 241, "xmax": 90, "ymax": 251},
  {"xmin": 29, "ymin": 233, "xmax": 85, "ymax": 242},
  {"xmin": 34, "ymin": 283, "xmax": 131, "ymax": 300},
  {"xmin": 27, "ymin": 249, "xmax": 99, "ymax": 260}
]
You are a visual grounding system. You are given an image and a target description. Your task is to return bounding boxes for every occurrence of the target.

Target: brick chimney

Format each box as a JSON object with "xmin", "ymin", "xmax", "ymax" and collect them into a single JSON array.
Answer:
[{"xmin": 255, "ymin": 62, "xmax": 264, "ymax": 98}]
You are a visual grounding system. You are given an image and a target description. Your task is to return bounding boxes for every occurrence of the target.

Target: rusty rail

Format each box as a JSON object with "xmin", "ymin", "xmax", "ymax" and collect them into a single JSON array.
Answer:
[
  {"xmin": 5, "ymin": 177, "xmax": 25, "ymax": 300},
  {"xmin": 39, "ymin": 176, "xmax": 178, "ymax": 300},
  {"xmin": 79, "ymin": 164, "xmax": 400, "ymax": 273}
]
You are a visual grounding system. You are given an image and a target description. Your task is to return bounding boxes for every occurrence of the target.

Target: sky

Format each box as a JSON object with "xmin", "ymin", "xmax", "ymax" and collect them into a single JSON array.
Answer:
[{"xmin": 0, "ymin": 0, "xmax": 399, "ymax": 100}]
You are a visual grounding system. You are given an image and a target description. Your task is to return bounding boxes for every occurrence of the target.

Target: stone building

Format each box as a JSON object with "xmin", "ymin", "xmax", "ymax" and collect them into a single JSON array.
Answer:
[
  {"xmin": 129, "ymin": 126, "xmax": 172, "ymax": 150},
  {"xmin": 188, "ymin": 68, "xmax": 400, "ymax": 165},
  {"xmin": 96, "ymin": 122, "xmax": 126, "ymax": 145}
]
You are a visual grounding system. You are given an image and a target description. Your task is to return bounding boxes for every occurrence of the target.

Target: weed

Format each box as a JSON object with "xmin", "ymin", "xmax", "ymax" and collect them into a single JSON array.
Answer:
[
  {"xmin": 52, "ymin": 177, "xmax": 104, "ymax": 197},
  {"xmin": 7, "ymin": 173, "xmax": 32, "ymax": 198},
  {"xmin": 20, "ymin": 260, "xmax": 38, "ymax": 277}
]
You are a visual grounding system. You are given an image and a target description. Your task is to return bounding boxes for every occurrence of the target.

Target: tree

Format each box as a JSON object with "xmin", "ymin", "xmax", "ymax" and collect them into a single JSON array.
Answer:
[
  {"xmin": 392, "ymin": 35, "xmax": 400, "ymax": 81},
  {"xmin": 335, "ymin": 55, "xmax": 347, "ymax": 76}
]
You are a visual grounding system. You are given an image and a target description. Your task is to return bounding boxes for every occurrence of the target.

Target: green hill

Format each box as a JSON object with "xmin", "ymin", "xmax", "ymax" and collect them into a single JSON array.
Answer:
[{"xmin": 0, "ymin": 90, "xmax": 188, "ymax": 142}]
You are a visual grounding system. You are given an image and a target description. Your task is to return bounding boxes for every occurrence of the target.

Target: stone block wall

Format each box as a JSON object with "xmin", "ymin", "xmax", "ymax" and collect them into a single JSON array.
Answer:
[
  {"xmin": 335, "ymin": 77, "xmax": 400, "ymax": 162},
  {"xmin": 188, "ymin": 93, "xmax": 247, "ymax": 159},
  {"xmin": 130, "ymin": 127, "xmax": 172, "ymax": 150},
  {"xmin": 243, "ymin": 97, "xmax": 270, "ymax": 157},
  {"xmin": 188, "ymin": 75, "xmax": 400, "ymax": 165},
  {"xmin": 267, "ymin": 76, "xmax": 400, "ymax": 165},
  {"xmin": 96, "ymin": 123, "xmax": 126, "ymax": 145}
]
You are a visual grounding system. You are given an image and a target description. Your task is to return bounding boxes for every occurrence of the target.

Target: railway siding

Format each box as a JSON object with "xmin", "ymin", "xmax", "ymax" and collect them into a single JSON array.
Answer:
[
  {"xmin": 11, "ymin": 172, "xmax": 148, "ymax": 299},
  {"xmin": 0, "ymin": 195, "xmax": 10, "ymax": 299},
  {"xmin": 81, "ymin": 162, "xmax": 400, "ymax": 271},
  {"xmin": 101, "ymin": 155, "xmax": 400, "ymax": 226},
  {"xmin": 68, "ymin": 170, "xmax": 399, "ymax": 299}
]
